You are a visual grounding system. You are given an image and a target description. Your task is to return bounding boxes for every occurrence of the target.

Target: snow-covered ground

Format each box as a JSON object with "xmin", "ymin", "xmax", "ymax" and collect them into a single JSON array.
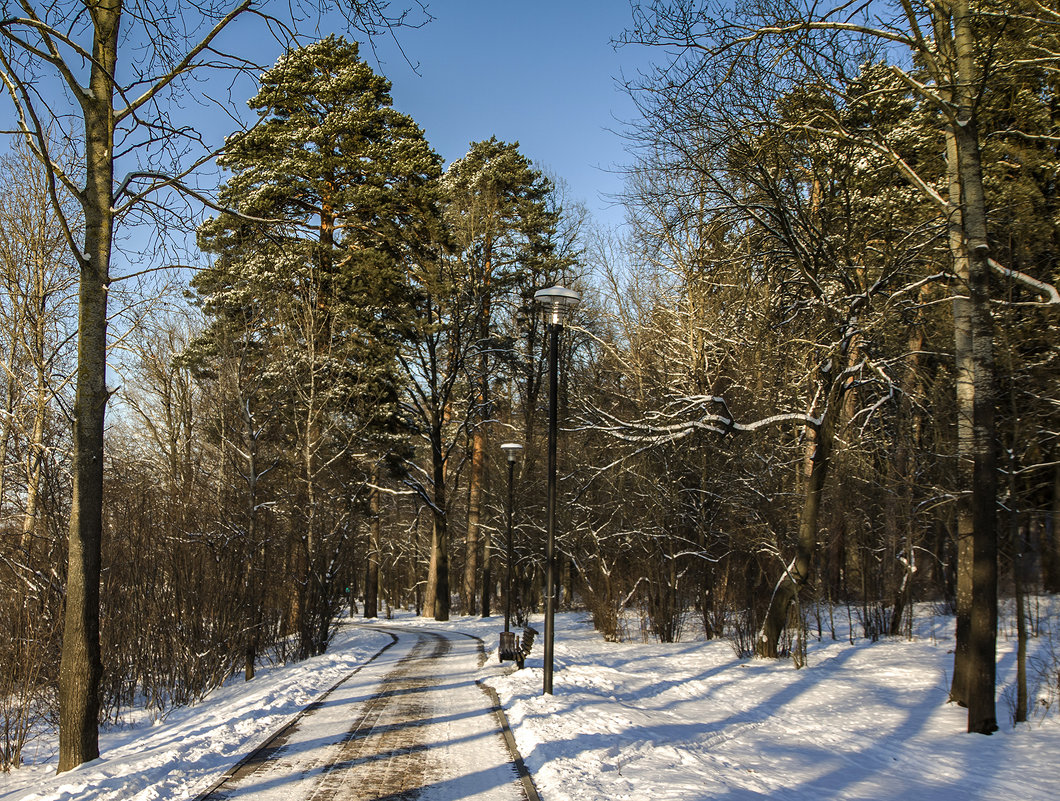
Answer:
[
  {"xmin": 2, "ymin": 602, "xmax": 1058, "ymax": 800},
  {"xmin": 0, "ymin": 627, "xmax": 396, "ymax": 801}
]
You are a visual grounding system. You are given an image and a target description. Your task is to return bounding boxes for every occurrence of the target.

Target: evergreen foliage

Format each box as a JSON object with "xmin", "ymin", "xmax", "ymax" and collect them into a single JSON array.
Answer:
[{"xmin": 189, "ymin": 35, "xmax": 442, "ymax": 659}]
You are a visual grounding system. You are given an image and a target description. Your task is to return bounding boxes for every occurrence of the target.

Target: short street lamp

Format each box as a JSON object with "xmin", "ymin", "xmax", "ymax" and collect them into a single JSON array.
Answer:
[
  {"xmin": 500, "ymin": 442, "xmax": 523, "ymax": 635},
  {"xmin": 534, "ymin": 284, "xmax": 581, "ymax": 695}
]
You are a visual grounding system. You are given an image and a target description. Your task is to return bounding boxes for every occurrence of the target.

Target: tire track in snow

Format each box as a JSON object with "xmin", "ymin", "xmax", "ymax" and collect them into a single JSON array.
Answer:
[
  {"xmin": 306, "ymin": 631, "xmax": 450, "ymax": 800},
  {"xmin": 194, "ymin": 626, "xmax": 531, "ymax": 801},
  {"xmin": 193, "ymin": 630, "xmax": 401, "ymax": 800}
]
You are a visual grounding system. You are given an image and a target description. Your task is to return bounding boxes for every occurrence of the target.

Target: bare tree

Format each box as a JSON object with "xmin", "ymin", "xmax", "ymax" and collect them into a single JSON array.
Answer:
[
  {"xmin": 399, "ymin": 247, "xmax": 480, "ymax": 621},
  {"xmin": 0, "ymin": 0, "xmax": 429, "ymax": 771},
  {"xmin": 624, "ymin": 0, "xmax": 1060, "ymax": 737},
  {"xmin": 0, "ymin": 133, "xmax": 76, "ymax": 772},
  {"xmin": 0, "ymin": 138, "xmax": 77, "ymax": 554}
]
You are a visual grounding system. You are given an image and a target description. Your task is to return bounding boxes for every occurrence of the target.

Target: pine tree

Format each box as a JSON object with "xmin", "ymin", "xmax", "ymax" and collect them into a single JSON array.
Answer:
[
  {"xmin": 442, "ymin": 138, "xmax": 560, "ymax": 615},
  {"xmin": 193, "ymin": 35, "xmax": 441, "ymax": 658}
]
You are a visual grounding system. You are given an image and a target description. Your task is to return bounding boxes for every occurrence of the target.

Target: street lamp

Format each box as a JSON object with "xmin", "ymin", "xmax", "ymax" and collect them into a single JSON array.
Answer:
[
  {"xmin": 534, "ymin": 284, "xmax": 581, "ymax": 695},
  {"xmin": 500, "ymin": 442, "xmax": 523, "ymax": 635}
]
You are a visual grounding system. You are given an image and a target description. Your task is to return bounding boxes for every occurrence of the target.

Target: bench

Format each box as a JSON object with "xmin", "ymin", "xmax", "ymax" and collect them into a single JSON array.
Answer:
[{"xmin": 499, "ymin": 626, "xmax": 538, "ymax": 669}]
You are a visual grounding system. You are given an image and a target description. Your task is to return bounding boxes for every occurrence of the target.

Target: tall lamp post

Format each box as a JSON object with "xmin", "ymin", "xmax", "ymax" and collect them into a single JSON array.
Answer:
[
  {"xmin": 500, "ymin": 442, "xmax": 523, "ymax": 634},
  {"xmin": 534, "ymin": 285, "xmax": 581, "ymax": 695}
]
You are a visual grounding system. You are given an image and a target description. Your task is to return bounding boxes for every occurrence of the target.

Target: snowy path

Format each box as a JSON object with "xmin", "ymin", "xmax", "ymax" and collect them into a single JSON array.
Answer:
[{"xmin": 195, "ymin": 625, "xmax": 533, "ymax": 801}]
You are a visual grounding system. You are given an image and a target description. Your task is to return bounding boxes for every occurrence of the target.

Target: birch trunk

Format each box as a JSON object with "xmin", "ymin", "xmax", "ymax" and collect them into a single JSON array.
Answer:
[
  {"xmin": 950, "ymin": 0, "xmax": 999, "ymax": 735},
  {"xmin": 945, "ymin": 123, "xmax": 975, "ymax": 708},
  {"xmin": 20, "ymin": 385, "xmax": 48, "ymax": 557}
]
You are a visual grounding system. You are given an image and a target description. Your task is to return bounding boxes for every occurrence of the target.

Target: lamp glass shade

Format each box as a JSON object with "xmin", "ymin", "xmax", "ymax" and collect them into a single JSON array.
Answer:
[
  {"xmin": 500, "ymin": 442, "xmax": 524, "ymax": 462},
  {"xmin": 534, "ymin": 285, "xmax": 581, "ymax": 326}
]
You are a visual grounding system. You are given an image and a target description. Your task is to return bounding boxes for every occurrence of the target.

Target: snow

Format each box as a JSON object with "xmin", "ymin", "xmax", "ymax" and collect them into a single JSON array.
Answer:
[
  {"xmin": 0, "ymin": 627, "xmax": 395, "ymax": 801},
  {"xmin": 2, "ymin": 604, "xmax": 1058, "ymax": 801},
  {"xmin": 181, "ymin": 627, "xmax": 525, "ymax": 801}
]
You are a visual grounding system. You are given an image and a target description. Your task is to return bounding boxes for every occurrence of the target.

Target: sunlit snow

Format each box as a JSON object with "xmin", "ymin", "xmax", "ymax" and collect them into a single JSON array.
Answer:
[{"xmin": 1, "ymin": 603, "xmax": 1057, "ymax": 801}]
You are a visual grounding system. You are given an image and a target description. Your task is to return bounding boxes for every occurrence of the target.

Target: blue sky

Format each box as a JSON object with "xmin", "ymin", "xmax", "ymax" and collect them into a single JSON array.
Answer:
[
  {"xmin": 361, "ymin": 1, "xmax": 653, "ymax": 229},
  {"xmin": 1, "ymin": 2, "xmax": 656, "ymax": 270}
]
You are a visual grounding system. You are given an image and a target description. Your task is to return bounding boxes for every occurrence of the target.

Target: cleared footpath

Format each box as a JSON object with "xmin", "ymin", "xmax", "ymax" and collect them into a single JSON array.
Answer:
[{"xmin": 195, "ymin": 625, "xmax": 538, "ymax": 801}]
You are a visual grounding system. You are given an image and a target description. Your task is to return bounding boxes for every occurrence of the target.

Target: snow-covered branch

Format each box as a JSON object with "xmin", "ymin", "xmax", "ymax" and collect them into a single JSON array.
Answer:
[
  {"xmin": 988, "ymin": 258, "xmax": 1060, "ymax": 305},
  {"xmin": 583, "ymin": 397, "xmax": 814, "ymax": 449}
]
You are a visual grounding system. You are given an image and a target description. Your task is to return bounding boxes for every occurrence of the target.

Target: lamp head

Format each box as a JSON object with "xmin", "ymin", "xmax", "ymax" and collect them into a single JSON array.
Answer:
[
  {"xmin": 500, "ymin": 442, "xmax": 524, "ymax": 463},
  {"xmin": 534, "ymin": 285, "xmax": 581, "ymax": 326}
]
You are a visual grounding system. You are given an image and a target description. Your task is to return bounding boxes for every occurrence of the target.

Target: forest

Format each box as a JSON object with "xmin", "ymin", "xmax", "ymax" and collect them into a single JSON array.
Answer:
[{"xmin": 1, "ymin": 0, "xmax": 1059, "ymax": 773}]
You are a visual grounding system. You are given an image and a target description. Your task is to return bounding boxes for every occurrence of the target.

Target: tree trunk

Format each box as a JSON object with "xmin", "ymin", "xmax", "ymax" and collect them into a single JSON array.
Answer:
[
  {"xmin": 20, "ymin": 382, "xmax": 48, "ymax": 557},
  {"xmin": 242, "ymin": 400, "xmax": 261, "ymax": 682},
  {"xmin": 1042, "ymin": 464, "xmax": 1060, "ymax": 592},
  {"xmin": 463, "ymin": 267, "xmax": 493, "ymax": 616},
  {"xmin": 756, "ymin": 364, "xmax": 842, "ymax": 657},
  {"xmin": 59, "ymin": 1, "xmax": 121, "ymax": 771},
  {"xmin": 946, "ymin": 122, "xmax": 975, "ymax": 709},
  {"xmin": 952, "ymin": 0, "xmax": 999, "ymax": 734},
  {"xmin": 1012, "ymin": 504, "xmax": 1028, "ymax": 724},
  {"xmin": 427, "ymin": 512, "xmax": 450, "ymax": 621},
  {"xmin": 481, "ymin": 522, "xmax": 494, "ymax": 618},
  {"xmin": 364, "ymin": 475, "xmax": 381, "ymax": 619},
  {"xmin": 426, "ymin": 427, "xmax": 450, "ymax": 620},
  {"xmin": 463, "ymin": 425, "xmax": 486, "ymax": 614},
  {"xmin": 0, "ymin": 345, "xmax": 19, "ymax": 536},
  {"xmin": 889, "ymin": 326, "xmax": 923, "ymax": 640},
  {"xmin": 300, "ymin": 414, "xmax": 319, "ymax": 658}
]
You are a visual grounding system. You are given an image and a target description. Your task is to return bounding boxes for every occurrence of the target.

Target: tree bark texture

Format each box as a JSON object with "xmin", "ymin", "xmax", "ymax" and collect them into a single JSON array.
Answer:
[
  {"xmin": 427, "ymin": 427, "xmax": 450, "ymax": 621},
  {"xmin": 20, "ymin": 376, "xmax": 48, "ymax": 557},
  {"xmin": 241, "ymin": 400, "xmax": 261, "ymax": 682},
  {"xmin": 756, "ymin": 365, "xmax": 843, "ymax": 658},
  {"xmin": 947, "ymin": 128, "xmax": 975, "ymax": 709},
  {"xmin": 364, "ymin": 477, "xmax": 381, "ymax": 619},
  {"xmin": 481, "ymin": 521, "xmax": 494, "ymax": 618},
  {"xmin": 58, "ymin": 0, "xmax": 120, "ymax": 772},
  {"xmin": 889, "ymin": 324, "xmax": 924, "ymax": 639},
  {"xmin": 463, "ymin": 422, "xmax": 486, "ymax": 614},
  {"xmin": 951, "ymin": 0, "xmax": 999, "ymax": 735}
]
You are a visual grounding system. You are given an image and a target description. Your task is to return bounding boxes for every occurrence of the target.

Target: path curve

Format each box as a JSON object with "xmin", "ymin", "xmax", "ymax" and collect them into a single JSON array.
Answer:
[{"xmin": 194, "ymin": 624, "xmax": 537, "ymax": 801}]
